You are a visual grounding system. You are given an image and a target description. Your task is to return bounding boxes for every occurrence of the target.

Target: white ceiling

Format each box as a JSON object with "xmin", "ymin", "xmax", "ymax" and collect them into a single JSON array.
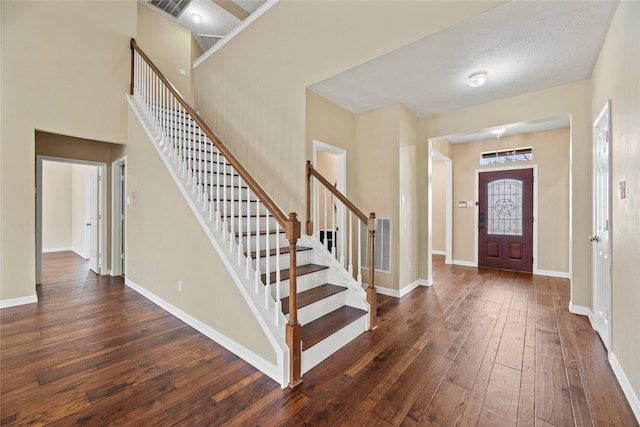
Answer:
[{"xmin": 309, "ymin": 1, "xmax": 619, "ymax": 140}]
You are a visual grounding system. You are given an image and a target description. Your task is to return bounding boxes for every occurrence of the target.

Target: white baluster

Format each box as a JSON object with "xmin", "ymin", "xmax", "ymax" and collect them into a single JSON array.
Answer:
[
  {"xmin": 357, "ymin": 220, "xmax": 362, "ymax": 286},
  {"xmin": 215, "ymin": 149, "xmax": 221, "ymax": 230},
  {"xmin": 264, "ymin": 211, "xmax": 270, "ymax": 309},
  {"xmin": 246, "ymin": 185, "xmax": 252, "ymax": 280},
  {"xmin": 339, "ymin": 202, "xmax": 345, "ymax": 268},
  {"xmin": 275, "ymin": 223, "xmax": 281, "ymax": 326},
  {"xmin": 229, "ymin": 164, "xmax": 235, "ymax": 252},
  {"xmin": 331, "ymin": 193, "xmax": 336, "ymax": 259},
  {"xmin": 196, "ymin": 130, "xmax": 202, "ymax": 201},
  {"xmin": 237, "ymin": 178, "xmax": 243, "ymax": 265},
  {"xmin": 254, "ymin": 198, "xmax": 261, "ymax": 294},
  {"xmin": 222, "ymin": 157, "xmax": 228, "ymax": 240},
  {"xmin": 324, "ymin": 186, "xmax": 329, "ymax": 252},
  {"xmin": 348, "ymin": 211, "xmax": 354, "ymax": 275},
  {"xmin": 204, "ymin": 136, "xmax": 209, "ymax": 210}
]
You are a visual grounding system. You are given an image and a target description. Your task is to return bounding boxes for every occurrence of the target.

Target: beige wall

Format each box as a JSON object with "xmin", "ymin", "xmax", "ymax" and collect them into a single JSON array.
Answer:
[
  {"xmin": 125, "ymin": 106, "xmax": 276, "ymax": 364},
  {"xmin": 432, "ymin": 161, "xmax": 446, "ymax": 252},
  {"xmin": 591, "ymin": 0, "xmax": 640, "ymax": 406},
  {"xmin": 42, "ymin": 161, "xmax": 72, "ymax": 251},
  {"xmin": 193, "ymin": 1, "xmax": 505, "ymax": 220},
  {"xmin": 1, "ymin": 0, "xmax": 136, "ymax": 300},
  {"xmin": 419, "ymin": 81, "xmax": 592, "ymax": 308},
  {"xmin": 448, "ymin": 128, "xmax": 570, "ymax": 273},
  {"xmin": 137, "ymin": 4, "xmax": 195, "ymax": 104}
]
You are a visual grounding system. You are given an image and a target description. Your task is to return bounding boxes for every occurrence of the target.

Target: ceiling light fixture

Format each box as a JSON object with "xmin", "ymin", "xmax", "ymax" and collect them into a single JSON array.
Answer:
[
  {"xmin": 191, "ymin": 13, "xmax": 202, "ymax": 23},
  {"xmin": 468, "ymin": 71, "xmax": 488, "ymax": 88},
  {"xmin": 491, "ymin": 128, "xmax": 506, "ymax": 139}
]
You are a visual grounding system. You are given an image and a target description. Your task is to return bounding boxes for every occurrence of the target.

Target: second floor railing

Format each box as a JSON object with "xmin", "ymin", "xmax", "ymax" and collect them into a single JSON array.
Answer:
[{"xmin": 305, "ymin": 161, "xmax": 377, "ymax": 330}]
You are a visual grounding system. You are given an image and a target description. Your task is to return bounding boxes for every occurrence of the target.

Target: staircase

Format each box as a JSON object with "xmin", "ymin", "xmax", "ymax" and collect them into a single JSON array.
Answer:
[{"xmin": 128, "ymin": 39, "xmax": 375, "ymax": 387}]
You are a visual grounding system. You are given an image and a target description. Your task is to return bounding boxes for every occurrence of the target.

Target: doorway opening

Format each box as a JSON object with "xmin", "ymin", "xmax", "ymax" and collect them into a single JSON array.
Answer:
[
  {"xmin": 312, "ymin": 140, "xmax": 347, "ymax": 261},
  {"xmin": 36, "ymin": 156, "xmax": 107, "ymax": 284}
]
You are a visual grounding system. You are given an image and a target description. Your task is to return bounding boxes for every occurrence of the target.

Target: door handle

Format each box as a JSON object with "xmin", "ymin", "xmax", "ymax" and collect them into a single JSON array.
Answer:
[
  {"xmin": 86, "ymin": 223, "xmax": 92, "ymax": 226},
  {"xmin": 589, "ymin": 235, "xmax": 600, "ymax": 242}
]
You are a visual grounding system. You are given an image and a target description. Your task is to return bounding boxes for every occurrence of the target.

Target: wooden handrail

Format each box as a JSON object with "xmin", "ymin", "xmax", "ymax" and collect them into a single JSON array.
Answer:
[
  {"xmin": 305, "ymin": 161, "xmax": 377, "ymax": 330},
  {"xmin": 130, "ymin": 38, "xmax": 288, "ymax": 228},
  {"xmin": 306, "ymin": 161, "xmax": 368, "ymax": 224}
]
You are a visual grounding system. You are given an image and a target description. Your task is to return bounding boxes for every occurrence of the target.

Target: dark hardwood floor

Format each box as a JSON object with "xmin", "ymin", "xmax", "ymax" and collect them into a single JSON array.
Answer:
[{"xmin": 1, "ymin": 252, "xmax": 637, "ymax": 426}]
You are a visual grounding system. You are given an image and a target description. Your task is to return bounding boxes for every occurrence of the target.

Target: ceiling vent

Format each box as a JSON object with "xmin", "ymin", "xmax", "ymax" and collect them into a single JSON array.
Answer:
[{"xmin": 148, "ymin": 0, "xmax": 192, "ymax": 19}]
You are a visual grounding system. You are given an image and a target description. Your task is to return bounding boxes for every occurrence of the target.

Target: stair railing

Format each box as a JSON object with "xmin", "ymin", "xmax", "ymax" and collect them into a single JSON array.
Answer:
[
  {"xmin": 130, "ymin": 39, "xmax": 303, "ymax": 387},
  {"xmin": 305, "ymin": 161, "xmax": 377, "ymax": 330}
]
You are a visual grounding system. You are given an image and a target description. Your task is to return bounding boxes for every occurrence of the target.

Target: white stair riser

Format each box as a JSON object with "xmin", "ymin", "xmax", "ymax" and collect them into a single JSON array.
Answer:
[
  {"xmin": 301, "ymin": 314, "xmax": 367, "ymax": 374},
  {"xmin": 292, "ymin": 291, "xmax": 347, "ymax": 326},
  {"xmin": 214, "ymin": 201, "xmax": 267, "ymax": 216},
  {"xmin": 231, "ymin": 216, "xmax": 279, "ymax": 234},
  {"xmin": 270, "ymin": 269, "xmax": 329, "ymax": 299},
  {"xmin": 255, "ymin": 249, "xmax": 314, "ymax": 273}
]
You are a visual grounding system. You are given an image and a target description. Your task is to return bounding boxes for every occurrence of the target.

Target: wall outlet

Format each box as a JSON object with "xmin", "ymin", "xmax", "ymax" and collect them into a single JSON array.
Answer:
[{"xmin": 178, "ymin": 280, "xmax": 182, "ymax": 292}]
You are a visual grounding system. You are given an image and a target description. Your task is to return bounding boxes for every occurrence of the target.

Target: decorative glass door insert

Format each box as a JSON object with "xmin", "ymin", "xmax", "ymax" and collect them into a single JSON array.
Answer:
[{"xmin": 487, "ymin": 178, "xmax": 523, "ymax": 236}]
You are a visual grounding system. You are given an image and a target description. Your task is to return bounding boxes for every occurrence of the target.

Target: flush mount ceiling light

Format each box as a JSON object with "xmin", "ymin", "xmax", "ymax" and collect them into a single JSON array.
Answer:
[
  {"xmin": 468, "ymin": 71, "xmax": 488, "ymax": 88},
  {"xmin": 191, "ymin": 13, "xmax": 202, "ymax": 23},
  {"xmin": 491, "ymin": 128, "xmax": 506, "ymax": 139}
]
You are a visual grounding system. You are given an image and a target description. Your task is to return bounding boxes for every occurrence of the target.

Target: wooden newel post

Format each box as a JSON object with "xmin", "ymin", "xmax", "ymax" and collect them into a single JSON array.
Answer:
[
  {"xmin": 305, "ymin": 161, "xmax": 313, "ymax": 236},
  {"xmin": 129, "ymin": 38, "xmax": 136, "ymax": 96},
  {"xmin": 285, "ymin": 212, "xmax": 302, "ymax": 388},
  {"xmin": 367, "ymin": 213, "xmax": 377, "ymax": 330}
]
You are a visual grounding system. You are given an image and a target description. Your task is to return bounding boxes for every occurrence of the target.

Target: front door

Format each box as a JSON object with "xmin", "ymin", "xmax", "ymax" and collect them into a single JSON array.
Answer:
[
  {"xmin": 478, "ymin": 168, "xmax": 533, "ymax": 272},
  {"xmin": 592, "ymin": 100, "xmax": 611, "ymax": 350}
]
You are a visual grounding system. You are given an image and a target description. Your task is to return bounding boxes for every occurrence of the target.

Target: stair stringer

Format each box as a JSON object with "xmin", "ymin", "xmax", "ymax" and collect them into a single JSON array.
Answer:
[{"xmin": 128, "ymin": 95, "xmax": 290, "ymax": 388}]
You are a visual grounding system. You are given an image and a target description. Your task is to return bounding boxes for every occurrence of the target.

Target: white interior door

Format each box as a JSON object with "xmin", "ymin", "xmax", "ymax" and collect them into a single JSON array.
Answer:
[
  {"xmin": 87, "ymin": 168, "xmax": 99, "ymax": 274},
  {"xmin": 592, "ymin": 100, "xmax": 612, "ymax": 350}
]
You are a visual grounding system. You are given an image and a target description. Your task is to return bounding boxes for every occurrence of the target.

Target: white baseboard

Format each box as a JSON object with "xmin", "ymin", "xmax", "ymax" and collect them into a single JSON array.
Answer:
[
  {"xmin": 1, "ymin": 294, "xmax": 38, "ymax": 309},
  {"xmin": 42, "ymin": 247, "xmax": 73, "ymax": 253},
  {"xmin": 71, "ymin": 247, "xmax": 87, "ymax": 259},
  {"xmin": 125, "ymin": 278, "xmax": 282, "ymax": 385},
  {"xmin": 432, "ymin": 250, "xmax": 446, "ymax": 256},
  {"xmin": 568, "ymin": 302, "xmax": 591, "ymax": 317},
  {"xmin": 452, "ymin": 259, "xmax": 476, "ymax": 267},
  {"xmin": 536, "ymin": 269, "xmax": 571, "ymax": 279},
  {"xmin": 377, "ymin": 279, "xmax": 432, "ymax": 298},
  {"xmin": 609, "ymin": 352, "xmax": 640, "ymax": 424}
]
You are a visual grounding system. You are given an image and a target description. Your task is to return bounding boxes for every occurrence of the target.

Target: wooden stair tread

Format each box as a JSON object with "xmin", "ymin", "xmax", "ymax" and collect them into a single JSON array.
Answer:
[
  {"xmin": 281, "ymin": 284, "xmax": 347, "ymax": 315},
  {"xmin": 238, "ymin": 229, "xmax": 284, "ymax": 237},
  {"xmin": 262, "ymin": 263, "xmax": 328, "ymax": 284},
  {"xmin": 247, "ymin": 246, "xmax": 312, "ymax": 259},
  {"xmin": 301, "ymin": 306, "xmax": 367, "ymax": 351}
]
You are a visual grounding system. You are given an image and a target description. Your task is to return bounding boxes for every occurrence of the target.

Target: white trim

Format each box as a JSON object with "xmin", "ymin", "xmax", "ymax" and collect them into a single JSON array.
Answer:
[
  {"xmin": 432, "ymin": 250, "xmax": 446, "ymax": 255},
  {"xmin": 125, "ymin": 278, "xmax": 282, "ymax": 385},
  {"xmin": 568, "ymin": 303, "xmax": 591, "ymax": 316},
  {"xmin": 42, "ymin": 247, "xmax": 73, "ymax": 253},
  {"xmin": 111, "ymin": 156, "xmax": 127, "ymax": 277},
  {"xmin": 192, "ymin": 0, "xmax": 279, "ymax": 68},
  {"xmin": 609, "ymin": 352, "xmax": 640, "ymax": 424},
  {"xmin": 535, "ymin": 269, "xmax": 571, "ymax": 279},
  {"xmin": 1, "ymin": 295, "xmax": 38, "ymax": 309},
  {"xmin": 452, "ymin": 259, "xmax": 476, "ymax": 267},
  {"xmin": 376, "ymin": 279, "xmax": 431, "ymax": 299}
]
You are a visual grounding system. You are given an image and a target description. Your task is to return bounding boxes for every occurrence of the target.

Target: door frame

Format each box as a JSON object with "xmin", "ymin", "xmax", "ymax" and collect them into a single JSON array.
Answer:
[
  {"xmin": 36, "ymin": 156, "xmax": 107, "ymax": 283},
  {"xmin": 591, "ymin": 99, "xmax": 612, "ymax": 350},
  {"xmin": 111, "ymin": 156, "xmax": 127, "ymax": 277},
  {"xmin": 474, "ymin": 165, "xmax": 538, "ymax": 272},
  {"xmin": 312, "ymin": 140, "xmax": 347, "ymax": 261},
  {"xmin": 429, "ymin": 148, "xmax": 452, "ymax": 266}
]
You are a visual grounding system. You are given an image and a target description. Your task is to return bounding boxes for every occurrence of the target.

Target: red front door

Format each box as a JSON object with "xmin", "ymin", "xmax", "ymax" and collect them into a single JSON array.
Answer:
[{"xmin": 478, "ymin": 168, "xmax": 533, "ymax": 272}]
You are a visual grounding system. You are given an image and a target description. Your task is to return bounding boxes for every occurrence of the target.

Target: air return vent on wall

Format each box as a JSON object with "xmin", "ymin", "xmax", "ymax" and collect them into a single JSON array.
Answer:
[
  {"xmin": 360, "ymin": 217, "xmax": 392, "ymax": 274},
  {"xmin": 148, "ymin": 0, "xmax": 192, "ymax": 18}
]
